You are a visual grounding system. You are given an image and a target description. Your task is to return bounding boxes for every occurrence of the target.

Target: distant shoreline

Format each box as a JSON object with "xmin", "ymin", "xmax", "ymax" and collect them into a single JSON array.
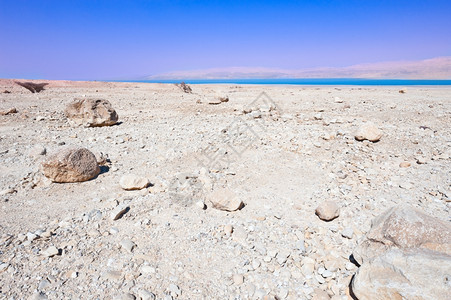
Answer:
[
  {"xmin": 2, "ymin": 78, "xmax": 451, "ymax": 87},
  {"xmin": 115, "ymin": 78, "xmax": 451, "ymax": 86}
]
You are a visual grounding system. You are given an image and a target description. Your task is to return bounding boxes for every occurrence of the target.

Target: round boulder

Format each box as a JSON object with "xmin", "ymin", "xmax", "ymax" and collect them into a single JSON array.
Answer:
[
  {"xmin": 355, "ymin": 123, "xmax": 383, "ymax": 142},
  {"xmin": 315, "ymin": 201, "xmax": 340, "ymax": 221},
  {"xmin": 41, "ymin": 147, "xmax": 100, "ymax": 183}
]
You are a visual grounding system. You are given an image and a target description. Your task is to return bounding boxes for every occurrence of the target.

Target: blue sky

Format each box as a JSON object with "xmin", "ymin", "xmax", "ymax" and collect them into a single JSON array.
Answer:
[{"xmin": 0, "ymin": 0, "xmax": 450, "ymax": 80}]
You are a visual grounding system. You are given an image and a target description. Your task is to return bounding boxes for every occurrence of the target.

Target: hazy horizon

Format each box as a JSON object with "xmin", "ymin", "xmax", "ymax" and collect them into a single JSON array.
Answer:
[{"xmin": 1, "ymin": 0, "xmax": 450, "ymax": 80}]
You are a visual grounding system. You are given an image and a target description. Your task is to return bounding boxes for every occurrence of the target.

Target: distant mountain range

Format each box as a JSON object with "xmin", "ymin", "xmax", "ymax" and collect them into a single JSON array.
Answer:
[{"xmin": 145, "ymin": 57, "xmax": 451, "ymax": 80}]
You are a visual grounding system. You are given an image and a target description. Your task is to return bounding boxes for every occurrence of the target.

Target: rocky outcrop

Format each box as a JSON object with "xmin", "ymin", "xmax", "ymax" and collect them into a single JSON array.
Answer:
[
  {"xmin": 65, "ymin": 98, "xmax": 118, "ymax": 127},
  {"xmin": 352, "ymin": 249, "xmax": 451, "ymax": 300},
  {"xmin": 41, "ymin": 147, "xmax": 100, "ymax": 183},
  {"xmin": 353, "ymin": 205, "xmax": 451, "ymax": 265}
]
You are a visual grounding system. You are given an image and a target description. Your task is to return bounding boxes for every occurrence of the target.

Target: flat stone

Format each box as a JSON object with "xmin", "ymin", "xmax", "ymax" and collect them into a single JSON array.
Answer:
[
  {"xmin": 120, "ymin": 239, "xmax": 136, "ymax": 253},
  {"xmin": 110, "ymin": 203, "xmax": 129, "ymax": 221},
  {"xmin": 41, "ymin": 246, "xmax": 59, "ymax": 257},
  {"xmin": 207, "ymin": 188, "xmax": 243, "ymax": 211},
  {"xmin": 399, "ymin": 161, "xmax": 411, "ymax": 168},
  {"xmin": 233, "ymin": 274, "xmax": 244, "ymax": 285},
  {"xmin": 341, "ymin": 227, "xmax": 354, "ymax": 239},
  {"xmin": 119, "ymin": 174, "xmax": 149, "ymax": 190}
]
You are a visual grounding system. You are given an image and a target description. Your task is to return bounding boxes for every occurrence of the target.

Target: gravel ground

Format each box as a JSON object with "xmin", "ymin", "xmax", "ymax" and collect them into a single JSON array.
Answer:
[{"xmin": 0, "ymin": 79, "xmax": 450, "ymax": 299}]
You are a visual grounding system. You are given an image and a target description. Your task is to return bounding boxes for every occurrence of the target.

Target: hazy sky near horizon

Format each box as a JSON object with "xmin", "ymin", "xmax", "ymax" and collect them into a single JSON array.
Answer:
[{"xmin": 1, "ymin": 0, "xmax": 450, "ymax": 80}]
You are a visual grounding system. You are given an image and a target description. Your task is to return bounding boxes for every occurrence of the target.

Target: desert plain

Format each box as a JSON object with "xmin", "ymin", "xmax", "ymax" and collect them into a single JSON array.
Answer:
[{"xmin": 0, "ymin": 79, "xmax": 450, "ymax": 299}]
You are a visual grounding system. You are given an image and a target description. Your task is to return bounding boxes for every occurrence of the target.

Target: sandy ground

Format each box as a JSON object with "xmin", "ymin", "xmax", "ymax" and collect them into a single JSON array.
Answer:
[{"xmin": 0, "ymin": 79, "xmax": 450, "ymax": 299}]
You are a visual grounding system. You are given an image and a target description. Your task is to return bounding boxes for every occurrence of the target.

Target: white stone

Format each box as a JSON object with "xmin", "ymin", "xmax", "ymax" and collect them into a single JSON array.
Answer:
[
  {"xmin": 119, "ymin": 174, "xmax": 149, "ymax": 190},
  {"xmin": 42, "ymin": 246, "xmax": 59, "ymax": 257}
]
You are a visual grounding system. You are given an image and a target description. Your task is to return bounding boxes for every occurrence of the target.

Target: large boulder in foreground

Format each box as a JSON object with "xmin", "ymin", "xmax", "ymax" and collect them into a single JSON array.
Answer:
[
  {"xmin": 65, "ymin": 98, "xmax": 118, "ymax": 127},
  {"xmin": 42, "ymin": 147, "xmax": 100, "ymax": 183},
  {"xmin": 352, "ymin": 248, "xmax": 451, "ymax": 300},
  {"xmin": 353, "ymin": 205, "xmax": 451, "ymax": 265}
]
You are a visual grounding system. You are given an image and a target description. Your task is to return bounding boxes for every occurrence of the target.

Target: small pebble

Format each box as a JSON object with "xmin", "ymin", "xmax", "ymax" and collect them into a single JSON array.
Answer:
[{"xmin": 233, "ymin": 274, "xmax": 244, "ymax": 285}]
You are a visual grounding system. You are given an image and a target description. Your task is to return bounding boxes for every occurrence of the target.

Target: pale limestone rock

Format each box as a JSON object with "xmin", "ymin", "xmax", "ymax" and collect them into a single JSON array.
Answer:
[
  {"xmin": 352, "ymin": 249, "xmax": 451, "ymax": 300},
  {"xmin": 315, "ymin": 201, "xmax": 340, "ymax": 221},
  {"xmin": 353, "ymin": 205, "xmax": 451, "ymax": 265},
  {"xmin": 233, "ymin": 274, "xmax": 244, "ymax": 285},
  {"xmin": 65, "ymin": 98, "xmax": 118, "ymax": 127},
  {"xmin": 42, "ymin": 246, "xmax": 59, "ymax": 257},
  {"xmin": 207, "ymin": 188, "xmax": 243, "ymax": 211},
  {"xmin": 355, "ymin": 123, "xmax": 383, "ymax": 142},
  {"xmin": 119, "ymin": 174, "xmax": 149, "ymax": 190},
  {"xmin": 120, "ymin": 239, "xmax": 136, "ymax": 253}
]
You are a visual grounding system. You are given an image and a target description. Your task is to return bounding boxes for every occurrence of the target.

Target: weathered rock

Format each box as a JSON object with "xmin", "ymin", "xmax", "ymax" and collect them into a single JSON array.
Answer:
[
  {"xmin": 352, "ymin": 249, "xmax": 451, "ymax": 300},
  {"xmin": 110, "ymin": 203, "xmax": 130, "ymax": 221},
  {"xmin": 353, "ymin": 205, "xmax": 451, "ymax": 265},
  {"xmin": 207, "ymin": 188, "xmax": 243, "ymax": 211},
  {"xmin": 119, "ymin": 174, "xmax": 149, "ymax": 190},
  {"xmin": 65, "ymin": 98, "xmax": 118, "ymax": 127},
  {"xmin": 315, "ymin": 201, "xmax": 340, "ymax": 221},
  {"xmin": 41, "ymin": 147, "xmax": 100, "ymax": 183},
  {"xmin": 355, "ymin": 123, "xmax": 383, "ymax": 142}
]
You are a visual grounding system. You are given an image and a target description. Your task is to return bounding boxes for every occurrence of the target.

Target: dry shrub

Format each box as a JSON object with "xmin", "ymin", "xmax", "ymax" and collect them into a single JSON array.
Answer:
[{"xmin": 175, "ymin": 82, "xmax": 192, "ymax": 93}]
